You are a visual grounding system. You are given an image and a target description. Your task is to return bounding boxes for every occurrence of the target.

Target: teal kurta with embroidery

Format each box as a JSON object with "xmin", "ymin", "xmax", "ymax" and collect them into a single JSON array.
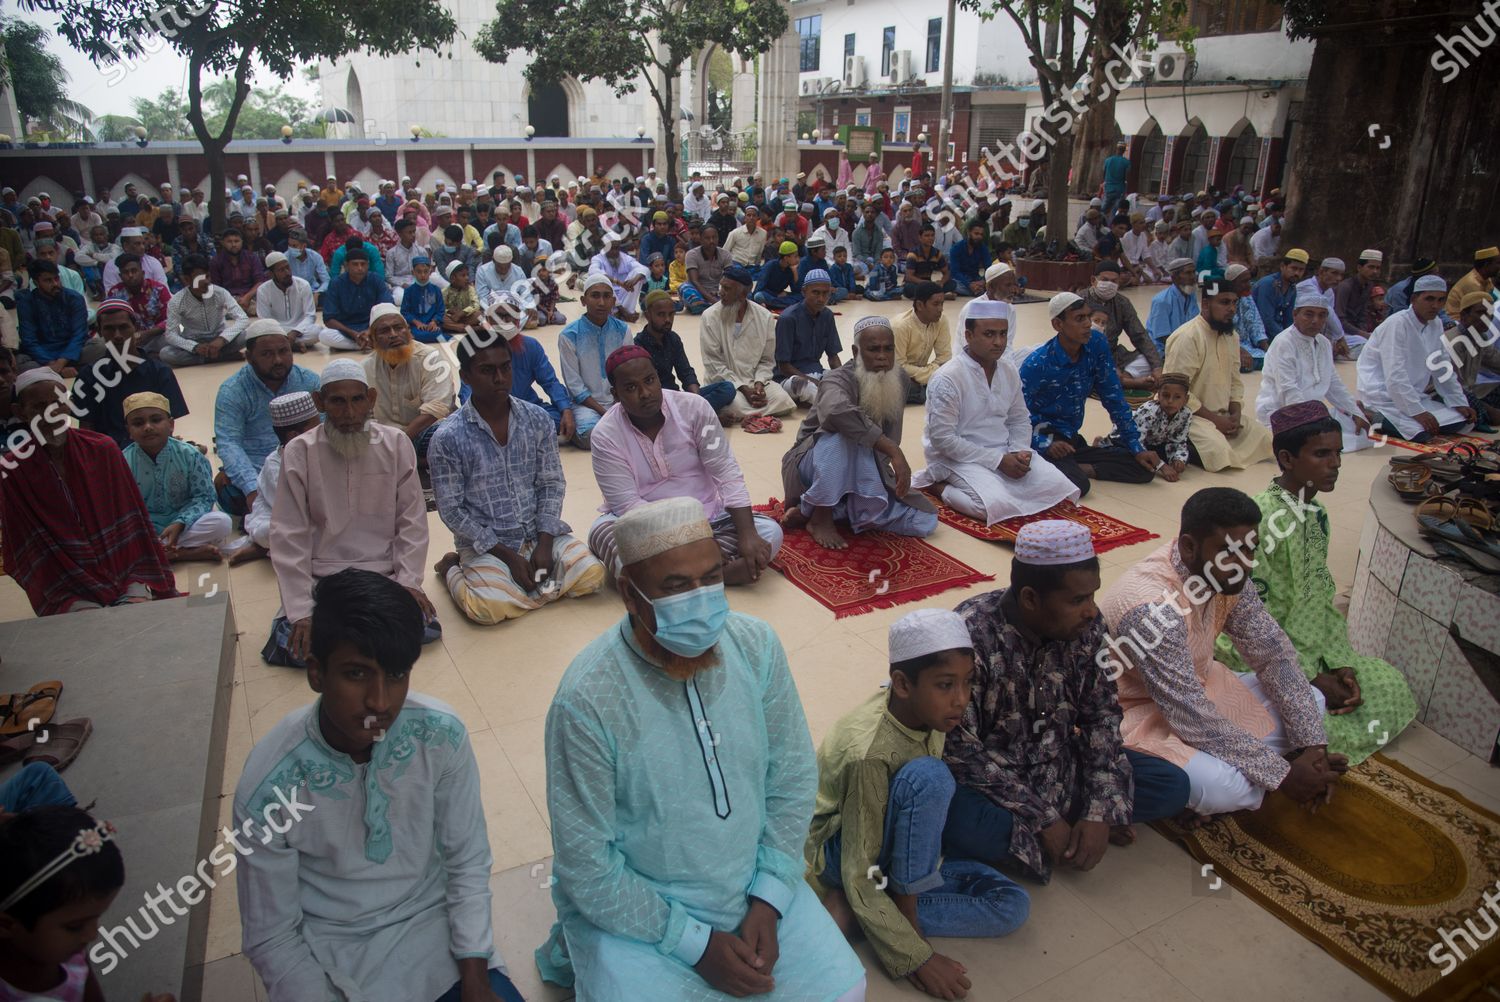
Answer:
[
  {"xmin": 1216, "ymin": 483, "xmax": 1417, "ymax": 763},
  {"xmin": 234, "ymin": 693, "xmax": 495, "ymax": 1002},
  {"xmin": 539, "ymin": 612, "xmax": 866, "ymax": 1001},
  {"xmin": 123, "ymin": 436, "xmax": 217, "ymax": 533}
]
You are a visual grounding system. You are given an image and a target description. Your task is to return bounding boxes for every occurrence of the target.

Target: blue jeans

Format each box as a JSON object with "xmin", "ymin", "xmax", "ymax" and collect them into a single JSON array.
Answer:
[
  {"xmin": 0, "ymin": 762, "xmax": 77, "ymax": 812},
  {"xmin": 216, "ymin": 480, "xmax": 250, "ymax": 517},
  {"xmin": 433, "ymin": 967, "xmax": 524, "ymax": 1002},
  {"xmin": 697, "ymin": 380, "xmax": 736, "ymax": 412},
  {"xmin": 942, "ymin": 749, "xmax": 1190, "ymax": 868},
  {"xmin": 820, "ymin": 757, "xmax": 1029, "ymax": 939}
]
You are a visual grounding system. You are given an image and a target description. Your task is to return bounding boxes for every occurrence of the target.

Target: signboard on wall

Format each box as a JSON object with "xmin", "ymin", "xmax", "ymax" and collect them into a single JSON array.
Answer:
[{"xmin": 838, "ymin": 125, "xmax": 883, "ymax": 159}]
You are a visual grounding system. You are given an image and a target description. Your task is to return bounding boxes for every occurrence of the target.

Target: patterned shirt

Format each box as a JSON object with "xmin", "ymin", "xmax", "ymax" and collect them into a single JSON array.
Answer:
[
  {"xmin": 1236, "ymin": 295, "xmax": 1267, "ymax": 355},
  {"xmin": 635, "ymin": 328, "xmax": 699, "ymax": 391},
  {"xmin": 1019, "ymin": 332, "xmax": 1143, "ymax": 454},
  {"xmin": 214, "ymin": 364, "xmax": 322, "ymax": 494},
  {"xmin": 427, "ymin": 398, "xmax": 569, "ymax": 558},
  {"xmin": 123, "ymin": 436, "xmax": 217, "ymax": 533},
  {"xmin": 559, "ymin": 314, "xmax": 630, "ymax": 406},
  {"xmin": 1111, "ymin": 399, "xmax": 1190, "ymax": 465},
  {"xmin": 107, "ymin": 279, "xmax": 171, "ymax": 328},
  {"xmin": 943, "ymin": 588, "xmax": 1132, "ymax": 880}
]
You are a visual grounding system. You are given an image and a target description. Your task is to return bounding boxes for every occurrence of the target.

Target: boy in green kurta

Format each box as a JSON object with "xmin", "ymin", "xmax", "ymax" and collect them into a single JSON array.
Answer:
[
  {"xmin": 806, "ymin": 608, "xmax": 1029, "ymax": 1000},
  {"xmin": 1216, "ymin": 400, "xmax": 1416, "ymax": 763}
]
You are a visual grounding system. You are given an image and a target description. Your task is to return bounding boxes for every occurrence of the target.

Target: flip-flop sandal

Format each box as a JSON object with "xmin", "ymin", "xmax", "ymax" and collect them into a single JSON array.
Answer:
[
  {"xmin": 0, "ymin": 680, "xmax": 62, "ymax": 738},
  {"xmin": 1390, "ymin": 466, "xmax": 1433, "ymax": 501},
  {"xmin": 23, "ymin": 718, "xmax": 92, "ymax": 772},
  {"xmin": 0, "ymin": 731, "xmax": 36, "ymax": 768},
  {"xmin": 742, "ymin": 416, "xmax": 782, "ymax": 434}
]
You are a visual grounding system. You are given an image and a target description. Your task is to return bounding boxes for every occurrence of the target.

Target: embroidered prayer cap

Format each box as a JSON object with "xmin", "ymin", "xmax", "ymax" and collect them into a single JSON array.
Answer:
[
  {"xmin": 1459, "ymin": 291, "xmax": 1492, "ymax": 312},
  {"xmin": 269, "ymin": 391, "xmax": 318, "ymax": 428},
  {"xmin": 1048, "ymin": 291, "xmax": 1084, "ymax": 320},
  {"xmin": 778, "ymin": 240, "xmax": 799, "ymax": 256},
  {"xmin": 805, "ymin": 235, "xmax": 827, "ymax": 249},
  {"xmin": 1414, "ymin": 274, "xmax": 1448, "ymax": 293},
  {"xmin": 1477, "ymin": 247, "xmax": 1499, "ymax": 262},
  {"xmin": 1283, "ymin": 248, "xmax": 1309, "ymax": 264},
  {"xmin": 1224, "ymin": 263, "xmax": 1251, "ymax": 282},
  {"xmin": 1014, "ymin": 520, "xmax": 1095, "ymax": 566},
  {"xmin": 1269, "ymin": 400, "xmax": 1331, "ymax": 436},
  {"xmin": 122, "ymin": 391, "xmax": 171, "ymax": 418},
  {"xmin": 1294, "ymin": 286, "xmax": 1332, "ymax": 310},
  {"xmin": 492, "ymin": 245, "xmax": 513, "ymax": 263},
  {"xmin": 321, "ymin": 358, "xmax": 368, "ymax": 387},
  {"xmin": 966, "ymin": 299, "xmax": 1013, "ymax": 323},
  {"xmin": 582, "ymin": 272, "xmax": 615, "ymax": 293},
  {"xmin": 652, "ymin": 211, "xmax": 668, "ymax": 222},
  {"xmin": 605, "ymin": 344, "xmax": 652, "ymax": 378},
  {"xmin": 96, "ymin": 297, "xmax": 136, "ymax": 318},
  {"xmin": 119, "ymin": 226, "xmax": 146, "ymax": 237},
  {"xmin": 369, "ymin": 302, "xmax": 403, "ymax": 327},
  {"xmin": 445, "ymin": 259, "xmax": 468, "ymax": 278},
  {"xmin": 888, "ymin": 608, "xmax": 973, "ymax": 664},
  {"xmin": 853, "ymin": 315, "xmax": 893, "ymax": 339},
  {"xmin": 1158, "ymin": 371, "xmax": 1191, "ymax": 390},
  {"xmin": 984, "ymin": 261, "xmax": 1013, "ymax": 282},
  {"xmin": 614, "ymin": 496, "xmax": 714, "ymax": 567},
  {"xmin": 643, "ymin": 289, "xmax": 674, "ymax": 310},
  {"xmin": 802, "ymin": 268, "xmax": 832, "ymax": 288},
  {"xmin": 411, "ymin": 255, "xmax": 431, "ymax": 266},
  {"xmin": 14, "ymin": 368, "xmax": 66, "ymax": 395},
  {"xmin": 1359, "ymin": 248, "xmax": 1383, "ymax": 264},
  {"xmin": 244, "ymin": 318, "xmax": 290, "ymax": 342},
  {"xmin": 1320, "ymin": 257, "xmax": 1346, "ymax": 272},
  {"xmin": 264, "ymin": 251, "xmax": 288, "ymax": 269},
  {"xmin": 1167, "ymin": 256, "xmax": 1194, "ymax": 273},
  {"xmin": 1239, "ymin": 215, "xmax": 1254, "ymax": 225},
  {"xmin": 1409, "ymin": 257, "xmax": 1437, "ymax": 275}
]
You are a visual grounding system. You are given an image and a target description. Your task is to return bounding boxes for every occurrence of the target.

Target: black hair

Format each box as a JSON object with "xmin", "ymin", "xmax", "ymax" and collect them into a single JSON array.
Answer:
[
  {"xmin": 182, "ymin": 253, "xmax": 212, "ymax": 277},
  {"xmin": 1272, "ymin": 416, "xmax": 1342, "ymax": 467},
  {"xmin": 908, "ymin": 280, "xmax": 942, "ymax": 303},
  {"xmin": 394, "ymin": 218, "xmax": 414, "ymax": 232},
  {"xmin": 113, "ymin": 252, "xmax": 142, "ymax": 271},
  {"xmin": 308, "ymin": 568, "xmax": 423, "ymax": 674},
  {"xmin": 1180, "ymin": 486, "xmax": 1262, "ymax": 538},
  {"xmin": 521, "ymin": 224, "xmax": 538, "ymax": 240},
  {"xmin": 220, "ymin": 226, "xmax": 243, "ymax": 241},
  {"xmin": 0, "ymin": 806, "xmax": 124, "ymax": 929},
  {"xmin": 26, "ymin": 259, "xmax": 59, "ymax": 279},
  {"xmin": 344, "ymin": 245, "xmax": 370, "ymax": 265},
  {"xmin": 444, "ymin": 224, "xmax": 464, "ymax": 242},
  {"xmin": 454, "ymin": 327, "xmax": 509, "ymax": 374},
  {"xmin": 919, "ymin": 223, "xmax": 936, "ymax": 235},
  {"xmin": 892, "ymin": 647, "xmax": 974, "ymax": 681},
  {"xmin": 1010, "ymin": 555, "xmax": 1100, "ymax": 598}
]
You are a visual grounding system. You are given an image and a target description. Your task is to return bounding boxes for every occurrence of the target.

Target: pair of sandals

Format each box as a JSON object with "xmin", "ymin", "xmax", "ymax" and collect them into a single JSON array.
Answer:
[
  {"xmin": 0, "ymin": 681, "xmax": 93, "ymax": 772},
  {"xmin": 740, "ymin": 415, "xmax": 782, "ymax": 435}
]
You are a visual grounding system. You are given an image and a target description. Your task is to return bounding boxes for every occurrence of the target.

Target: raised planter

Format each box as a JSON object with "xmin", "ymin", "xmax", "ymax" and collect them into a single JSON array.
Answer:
[{"xmin": 1015, "ymin": 258, "xmax": 1094, "ymax": 296}]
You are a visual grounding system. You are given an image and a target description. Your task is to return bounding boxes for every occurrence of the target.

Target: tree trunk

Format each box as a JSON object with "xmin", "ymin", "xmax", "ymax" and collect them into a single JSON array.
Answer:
[
  {"xmin": 1048, "ymin": 133, "xmax": 1074, "ymax": 249},
  {"xmin": 204, "ymin": 140, "xmax": 228, "ymax": 233},
  {"xmin": 186, "ymin": 47, "xmax": 253, "ymax": 232},
  {"xmin": 662, "ymin": 72, "xmax": 679, "ymax": 202},
  {"xmin": 1070, "ymin": 0, "xmax": 1131, "ymax": 200}
]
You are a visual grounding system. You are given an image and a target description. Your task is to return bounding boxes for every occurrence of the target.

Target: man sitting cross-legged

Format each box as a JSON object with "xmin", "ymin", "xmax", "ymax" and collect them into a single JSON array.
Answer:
[
  {"xmin": 1, "ymin": 369, "xmax": 178, "ymax": 615},
  {"xmin": 914, "ymin": 300, "xmax": 1079, "ymax": 525},
  {"xmin": 254, "ymin": 250, "xmax": 326, "ymax": 351},
  {"xmin": 892, "ymin": 281, "xmax": 952, "ymax": 405},
  {"xmin": 781, "ymin": 316, "xmax": 938, "ymax": 549},
  {"xmin": 698, "ymin": 265, "xmax": 797, "ymax": 421},
  {"xmin": 1357, "ymin": 273, "xmax": 1474, "ymax": 443},
  {"xmin": 233, "ymin": 392, "xmax": 322, "ymax": 566},
  {"xmin": 321, "ymin": 246, "xmax": 393, "ymax": 351},
  {"xmin": 72, "ymin": 298, "xmax": 188, "ymax": 449},
  {"xmin": 363, "ymin": 303, "xmax": 455, "ymax": 466},
  {"xmin": 160, "ymin": 255, "xmax": 250, "ymax": 368},
  {"xmin": 559, "ymin": 274, "xmax": 631, "ymax": 448},
  {"xmin": 588, "ymin": 344, "xmax": 783, "ymax": 586},
  {"xmin": 266, "ymin": 359, "xmax": 439, "ymax": 666},
  {"xmin": 809, "ymin": 609, "xmax": 1030, "ymax": 1000},
  {"xmin": 942, "ymin": 521, "xmax": 1191, "ymax": 880},
  {"xmin": 1098, "ymin": 487, "xmax": 1343, "ymax": 818},
  {"xmin": 538, "ymin": 496, "xmax": 868, "ymax": 1002},
  {"xmin": 122, "ymin": 391, "xmax": 232, "ymax": 563},
  {"xmin": 235, "ymin": 568, "xmax": 523, "ymax": 1002},
  {"xmin": 428, "ymin": 332, "xmax": 606, "ymax": 626}
]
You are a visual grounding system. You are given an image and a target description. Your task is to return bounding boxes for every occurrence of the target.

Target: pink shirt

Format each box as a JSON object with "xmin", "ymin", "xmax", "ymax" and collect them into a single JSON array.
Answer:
[
  {"xmin": 271, "ymin": 422, "xmax": 428, "ymax": 621},
  {"xmin": 590, "ymin": 390, "xmax": 752, "ymax": 521},
  {"xmin": 0, "ymin": 949, "xmax": 88, "ymax": 1001}
]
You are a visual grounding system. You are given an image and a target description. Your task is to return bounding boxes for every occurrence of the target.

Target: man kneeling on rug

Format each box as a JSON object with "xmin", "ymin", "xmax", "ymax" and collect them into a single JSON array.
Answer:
[
  {"xmin": 781, "ymin": 316, "xmax": 938, "ymax": 550},
  {"xmin": 1098, "ymin": 487, "xmax": 1345, "ymax": 817}
]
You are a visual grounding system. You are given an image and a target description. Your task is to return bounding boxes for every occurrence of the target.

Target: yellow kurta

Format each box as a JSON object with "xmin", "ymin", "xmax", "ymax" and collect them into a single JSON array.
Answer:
[
  {"xmin": 892, "ymin": 309, "xmax": 952, "ymax": 386},
  {"xmin": 1165, "ymin": 316, "xmax": 1272, "ymax": 471}
]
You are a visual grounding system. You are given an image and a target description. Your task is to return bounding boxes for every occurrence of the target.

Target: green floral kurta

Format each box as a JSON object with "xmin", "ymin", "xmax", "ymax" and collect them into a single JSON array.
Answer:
[{"xmin": 1216, "ymin": 482, "xmax": 1417, "ymax": 763}]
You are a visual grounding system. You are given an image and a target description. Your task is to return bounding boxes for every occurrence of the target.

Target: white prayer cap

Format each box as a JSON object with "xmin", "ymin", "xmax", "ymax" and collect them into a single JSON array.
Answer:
[
  {"xmin": 1358, "ymin": 248, "xmax": 1383, "ymax": 263},
  {"xmin": 445, "ymin": 259, "xmax": 468, "ymax": 278},
  {"xmin": 14, "ymin": 368, "xmax": 66, "ymax": 396},
  {"xmin": 582, "ymin": 272, "xmax": 615, "ymax": 293},
  {"xmin": 1414, "ymin": 274, "xmax": 1448, "ymax": 293},
  {"xmin": 853, "ymin": 315, "xmax": 893, "ymax": 338},
  {"xmin": 264, "ymin": 251, "xmax": 289, "ymax": 269},
  {"xmin": 984, "ymin": 261, "xmax": 1013, "ymax": 282},
  {"xmin": 369, "ymin": 302, "xmax": 402, "ymax": 326},
  {"xmin": 1015, "ymin": 520, "xmax": 1095, "ymax": 565},
  {"xmin": 493, "ymin": 245, "xmax": 513, "ymax": 263},
  {"xmin": 1088, "ymin": 197, "xmax": 1102, "ymax": 207},
  {"xmin": 614, "ymin": 497, "xmax": 714, "ymax": 567},
  {"xmin": 269, "ymin": 391, "xmax": 318, "ymax": 428},
  {"xmin": 888, "ymin": 609, "xmax": 973, "ymax": 664},
  {"xmin": 244, "ymin": 318, "xmax": 291, "ymax": 341},
  {"xmin": 1294, "ymin": 287, "xmax": 1332, "ymax": 310},
  {"xmin": 1048, "ymin": 291, "xmax": 1084, "ymax": 320},
  {"xmin": 321, "ymin": 358, "xmax": 368, "ymax": 387},
  {"xmin": 966, "ymin": 299, "xmax": 1013, "ymax": 322},
  {"xmin": 119, "ymin": 226, "xmax": 146, "ymax": 237},
  {"xmin": 1239, "ymin": 215, "xmax": 1253, "ymax": 225},
  {"xmin": 1224, "ymin": 264, "xmax": 1251, "ymax": 282},
  {"xmin": 1320, "ymin": 257, "xmax": 1346, "ymax": 271}
]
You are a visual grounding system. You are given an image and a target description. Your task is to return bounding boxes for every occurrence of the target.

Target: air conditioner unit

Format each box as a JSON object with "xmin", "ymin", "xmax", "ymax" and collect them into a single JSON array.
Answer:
[
  {"xmin": 892, "ymin": 49, "xmax": 912, "ymax": 82},
  {"xmin": 801, "ymin": 79, "xmax": 816, "ymax": 96},
  {"xmin": 844, "ymin": 55, "xmax": 866, "ymax": 88},
  {"xmin": 1154, "ymin": 46, "xmax": 1190, "ymax": 83}
]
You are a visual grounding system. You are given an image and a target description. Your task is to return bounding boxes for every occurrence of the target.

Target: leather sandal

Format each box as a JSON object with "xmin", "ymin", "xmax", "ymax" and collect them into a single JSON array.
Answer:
[
  {"xmin": 23, "ymin": 718, "xmax": 92, "ymax": 773},
  {"xmin": 0, "ymin": 681, "xmax": 62, "ymax": 738}
]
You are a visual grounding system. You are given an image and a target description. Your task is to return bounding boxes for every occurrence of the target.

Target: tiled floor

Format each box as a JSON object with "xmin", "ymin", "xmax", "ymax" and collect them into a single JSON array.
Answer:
[{"xmin": 8, "ymin": 279, "xmax": 1498, "ymax": 1002}]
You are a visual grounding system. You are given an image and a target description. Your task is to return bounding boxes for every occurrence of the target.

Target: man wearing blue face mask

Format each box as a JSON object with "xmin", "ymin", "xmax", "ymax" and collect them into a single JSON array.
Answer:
[{"xmin": 539, "ymin": 496, "xmax": 869, "ymax": 1002}]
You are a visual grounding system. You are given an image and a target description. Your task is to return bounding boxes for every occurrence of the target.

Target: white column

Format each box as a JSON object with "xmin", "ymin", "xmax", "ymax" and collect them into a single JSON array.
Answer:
[
  {"xmin": 757, "ymin": 15, "xmax": 800, "ymax": 182},
  {"xmin": 463, "ymin": 147, "xmax": 475, "ymax": 185},
  {"xmin": 527, "ymin": 147, "xmax": 537, "ymax": 183},
  {"xmin": 395, "ymin": 148, "xmax": 408, "ymax": 183},
  {"xmin": 79, "ymin": 155, "xmax": 97, "ymax": 201},
  {"xmin": 324, "ymin": 151, "xmax": 337, "ymax": 183},
  {"xmin": 166, "ymin": 154, "xmax": 180, "ymax": 193},
  {"xmin": 248, "ymin": 153, "xmax": 262, "ymax": 193}
]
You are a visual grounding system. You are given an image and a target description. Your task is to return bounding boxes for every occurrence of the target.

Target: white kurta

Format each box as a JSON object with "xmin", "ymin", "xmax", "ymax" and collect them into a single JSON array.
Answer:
[
  {"xmin": 1356, "ymin": 308, "xmax": 1470, "ymax": 440},
  {"xmin": 698, "ymin": 299, "xmax": 796, "ymax": 417},
  {"xmin": 1256, "ymin": 326, "xmax": 1372, "ymax": 452},
  {"xmin": 588, "ymin": 251, "xmax": 651, "ymax": 313},
  {"xmin": 913, "ymin": 349, "xmax": 1079, "ymax": 524}
]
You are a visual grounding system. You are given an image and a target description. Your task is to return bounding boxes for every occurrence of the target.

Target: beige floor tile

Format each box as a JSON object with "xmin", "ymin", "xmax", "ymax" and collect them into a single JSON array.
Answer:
[
  {"xmin": 195, "ymin": 953, "xmax": 260, "ymax": 1002},
  {"xmin": 242, "ymin": 672, "xmax": 317, "ymax": 743},
  {"xmin": 1437, "ymin": 754, "xmax": 1500, "ymax": 810},
  {"xmin": 469, "ymin": 728, "xmax": 556, "ymax": 872},
  {"xmin": 493, "ymin": 713, "xmax": 550, "ymax": 825},
  {"xmin": 1011, "ymin": 940, "xmax": 1199, "ymax": 1002},
  {"xmin": 1381, "ymin": 721, "xmax": 1471, "ymax": 774},
  {"xmin": 489, "ymin": 861, "xmax": 575, "ymax": 1001},
  {"xmin": 1049, "ymin": 826, "xmax": 1200, "ymax": 937}
]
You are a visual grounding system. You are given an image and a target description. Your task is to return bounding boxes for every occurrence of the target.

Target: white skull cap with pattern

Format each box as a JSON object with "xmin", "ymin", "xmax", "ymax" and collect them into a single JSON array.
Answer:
[
  {"xmin": 269, "ymin": 391, "xmax": 318, "ymax": 428},
  {"xmin": 320, "ymin": 358, "xmax": 368, "ymax": 387},
  {"xmin": 614, "ymin": 497, "xmax": 714, "ymax": 567},
  {"xmin": 369, "ymin": 302, "xmax": 402, "ymax": 325},
  {"xmin": 582, "ymin": 272, "xmax": 614, "ymax": 293},
  {"xmin": 853, "ymin": 315, "xmax": 892, "ymax": 337},
  {"xmin": 967, "ymin": 299, "xmax": 1012, "ymax": 321},
  {"xmin": 1014, "ymin": 520, "xmax": 1095, "ymax": 565},
  {"xmin": 984, "ymin": 261, "xmax": 1013, "ymax": 282},
  {"xmin": 888, "ymin": 608, "xmax": 973, "ymax": 664},
  {"xmin": 1414, "ymin": 274, "xmax": 1447, "ymax": 293}
]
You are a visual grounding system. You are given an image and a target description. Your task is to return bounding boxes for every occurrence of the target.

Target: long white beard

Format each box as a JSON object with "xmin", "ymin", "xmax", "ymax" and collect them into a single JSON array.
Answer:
[
  {"xmin": 326, "ymin": 422, "xmax": 372, "ymax": 462},
  {"xmin": 855, "ymin": 358, "xmax": 905, "ymax": 426}
]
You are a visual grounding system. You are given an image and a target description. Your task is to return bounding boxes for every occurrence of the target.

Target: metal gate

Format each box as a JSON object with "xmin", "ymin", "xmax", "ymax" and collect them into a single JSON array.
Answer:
[{"xmin": 683, "ymin": 127, "xmax": 756, "ymax": 183}]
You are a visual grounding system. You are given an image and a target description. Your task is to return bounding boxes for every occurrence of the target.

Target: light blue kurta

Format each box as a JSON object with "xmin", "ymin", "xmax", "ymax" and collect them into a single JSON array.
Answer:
[
  {"xmin": 540, "ymin": 613, "xmax": 865, "ymax": 1001},
  {"xmin": 234, "ymin": 693, "xmax": 496, "ymax": 1002}
]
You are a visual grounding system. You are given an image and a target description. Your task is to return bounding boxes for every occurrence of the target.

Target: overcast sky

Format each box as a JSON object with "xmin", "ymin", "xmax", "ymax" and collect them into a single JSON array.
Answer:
[{"xmin": 25, "ymin": 11, "xmax": 320, "ymax": 121}]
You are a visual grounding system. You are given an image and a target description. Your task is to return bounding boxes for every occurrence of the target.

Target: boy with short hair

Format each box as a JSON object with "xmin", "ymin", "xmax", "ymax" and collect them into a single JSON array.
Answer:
[
  {"xmin": 442, "ymin": 260, "xmax": 482, "ymax": 335},
  {"xmin": 400, "ymin": 257, "xmax": 445, "ymax": 341},
  {"xmin": 808, "ymin": 608, "xmax": 1029, "ymax": 1001},
  {"xmin": 234, "ymin": 568, "xmax": 521, "ymax": 1002},
  {"xmin": 866, "ymin": 247, "xmax": 903, "ymax": 302},
  {"xmin": 122, "ymin": 391, "xmax": 232, "ymax": 562},
  {"xmin": 829, "ymin": 246, "xmax": 863, "ymax": 301},
  {"xmin": 1101, "ymin": 373, "xmax": 1192, "ymax": 482}
]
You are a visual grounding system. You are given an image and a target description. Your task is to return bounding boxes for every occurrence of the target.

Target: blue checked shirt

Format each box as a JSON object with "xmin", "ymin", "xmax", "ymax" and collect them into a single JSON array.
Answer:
[
  {"xmin": 1019, "ymin": 332, "xmax": 1143, "ymax": 454},
  {"xmin": 213, "ymin": 364, "xmax": 323, "ymax": 494},
  {"xmin": 426, "ymin": 398, "xmax": 570, "ymax": 557}
]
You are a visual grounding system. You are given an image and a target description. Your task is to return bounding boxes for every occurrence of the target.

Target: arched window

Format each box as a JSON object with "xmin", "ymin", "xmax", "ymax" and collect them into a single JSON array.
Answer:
[
  {"xmin": 346, "ymin": 68, "xmax": 365, "ymax": 139},
  {"xmin": 1178, "ymin": 122, "xmax": 1210, "ymax": 193},
  {"xmin": 528, "ymin": 81, "xmax": 570, "ymax": 138},
  {"xmin": 1226, "ymin": 124, "xmax": 1260, "ymax": 192},
  {"xmin": 1138, "ymin": 122, "xmax": 1166, "ymax": 194}
]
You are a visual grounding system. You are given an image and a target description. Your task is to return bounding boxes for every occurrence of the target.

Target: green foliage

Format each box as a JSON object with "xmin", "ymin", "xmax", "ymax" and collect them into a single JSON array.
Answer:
[
  {"xmin": 132, "ymin": 88, "xmax": 191, "ymax": 140},
  {"xmin": 1279, "ymin": 0, "xmax": 1328, "ymax": 40},
  {"xmin": 94, "ymin": 113, "xmax": 142, "ymax": 142},
  {"xmin": 1, "ymin": 15, "xmax": 94, "ymax": 139}
]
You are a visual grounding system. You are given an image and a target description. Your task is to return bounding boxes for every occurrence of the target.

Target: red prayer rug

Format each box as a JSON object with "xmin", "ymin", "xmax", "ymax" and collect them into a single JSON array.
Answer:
[
  {"xmin": 1372, "ymin": 431, "xmax": 1495, "ymax": 455},
  {"xmin": 932, "ymin": 498, "xmax": 1159, "ymax": 555},
  {"xmin": 753, "ymin": 499, "xmax": 994, "ymax": 619}
]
